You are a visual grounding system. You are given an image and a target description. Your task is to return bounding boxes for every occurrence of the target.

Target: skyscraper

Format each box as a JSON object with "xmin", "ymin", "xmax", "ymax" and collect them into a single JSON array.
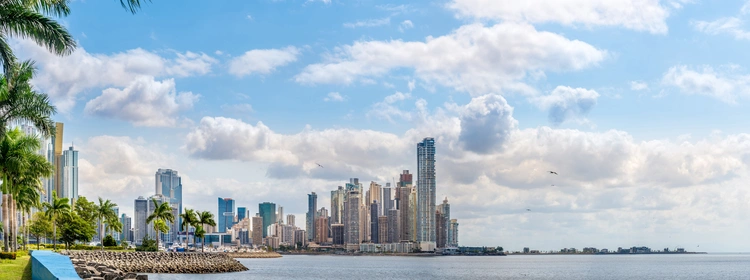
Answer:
[
  {"xmin": 121, "ymin": 213, "xmax": 132, "ymax": 243},
  {"xmin": 370, "ymin": 201, "xmax": 379, "ymax": 243},
  {"xmin": 448, "ymin": 219, "xmax": 459, "ymax": 247},
  {"xmin": 382, "ymin": 184, "xmax": 393, "ymax": 213},
  {"xmin": 155, "ymin": 169, "xmax": 182, "ymax": 227},
  {"xmin": 252, "ymin": 215, "xmax": 263, "ymax": 245},
  {"xmin": 331, "ymin": 186, "xmax": 345, "ymax": 224},
  {"xmin": 315, "ymin": 216, "xmax": 328, "ymax": 244},
  {"xmin": 61, "ymin": 146, "xmax": 78, "ymax": 202},
  {"xmin": 277, "ymin": 206, "xmax": 284, "ymax": 224},
  {"xmin": 387, "ymin": 209, "xmax": 399, "ymax": 243},
  {"xmin": 397, "ymin": 170, "xmax": 413, "ymax": 242},
  {"xmin": 417, "ymin": 137, "xmax": 436, "ymax": 244},
  {"xmin": 307, "ymin": 192, "xmax": 317, "ymax": 241},
  {"xmin": 238, "ymin": 207, "xmax": 247, "ymax": 222},
  {"xmin": 367, "ymin": 182, "xmax": 382, "ymax": 216},
  {"xmin": 437, "ymin": 198, "xmax": 451, "ymax": 248},
  {"xmin": 344, "ymin": 189, "xmax": 360, "ymax": 245},
  {"xmin": 133, "ymin": 196, "xmax": 148, "ymax": 245},
  {"xmin": 53, "ymin": 122, "xmax": 64, "ymax": 203},
  {"xmin": 286, "ymin": 214, "xmax": 295, "ymax": 228},
  {"xmin": 217, "ymin": 197, "xmax": 235, "ymax": 232},
  {"xmin": 259, "ymin": 202, "xmax": 276, "ymax": 238},
  {"xmin": 378, "ymin": 216, "xmax": 388, "ymax": 244}
]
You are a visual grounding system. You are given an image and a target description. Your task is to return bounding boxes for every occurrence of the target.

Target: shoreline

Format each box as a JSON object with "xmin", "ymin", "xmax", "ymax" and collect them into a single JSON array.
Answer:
[{"xmin": 64, "ymin": 251, "xmax": 248, "ymax": 275}]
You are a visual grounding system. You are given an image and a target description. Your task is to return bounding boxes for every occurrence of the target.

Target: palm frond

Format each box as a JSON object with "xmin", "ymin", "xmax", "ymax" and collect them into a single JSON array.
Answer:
[
  {"xmin": 0, "ymin": 3, "xmax": 76, "ymax": 55},
  {"xmin": 119, "ymin": 0, "xmax": 149, "ymax": 14}
]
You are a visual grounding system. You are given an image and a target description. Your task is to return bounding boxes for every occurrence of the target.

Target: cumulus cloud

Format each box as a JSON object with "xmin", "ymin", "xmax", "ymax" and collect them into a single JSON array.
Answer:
[
  {"xmin": 324, "ymin": 92, "xmax": 345, "ymax": 102},
  {"xmin": 366, "ymin": 92, "xmax": 413, "ymax": 122},
  {"xmin": 447, "ymin": 0, "xmax": 687, "ymax": 34},
  {"xmin": 458, "ymin": 94, "xmax": 517, "ymax": 153},
  {"xmin": 662, "ymin": 65, "xmax": 750, "ymax": 103},
  {"xmin": 228, "ymin": 46, "xmax": 301, "ymax": 77},
  {"xmin": 295, "ymin": 22, "xmax": 606, "ymax": 96},
  {"xmin": 399, "ymin": 20, "xmax": 414, "ymax": 32},
  {"xmin": 343, "ymin": 17, "xmax": 390, "ymax": 28},
  {"xmin": 630, "ymin": 81, "xmax": 649, "ymax": 91},
  {"xmin": 532, "ymin": 86, "xmax": 600, "ymax": 125},
  {"xmin": 84, "ymin": 77, "xmax": 199, "ymax": 127},
  {"xmin": 693, "ymin": 1, "xmax": 750, "ymax": 40},
  {"xmin": 12, "ymin": 39, "xmax": 215, "ymax": 112}
]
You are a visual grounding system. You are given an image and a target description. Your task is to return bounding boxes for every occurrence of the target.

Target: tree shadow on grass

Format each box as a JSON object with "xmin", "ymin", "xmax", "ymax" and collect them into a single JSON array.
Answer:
[{"xmin": 21, "ymin": 257, "xmax": 31, "ymax": 280}]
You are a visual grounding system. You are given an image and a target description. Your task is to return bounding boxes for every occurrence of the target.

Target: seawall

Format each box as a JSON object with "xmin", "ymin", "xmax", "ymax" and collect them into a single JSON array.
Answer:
[
  {"xmin": 31, "ymin": 250, "xmax": 80, "ymax": 280},
  {"xmin": 64, "ymin": 251, "xmax": 248, "ymax": 274}
]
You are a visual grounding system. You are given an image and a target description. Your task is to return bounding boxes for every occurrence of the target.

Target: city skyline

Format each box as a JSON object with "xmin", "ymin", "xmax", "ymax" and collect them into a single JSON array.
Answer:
[{"xmin": 25, "ymin": 0, "xmax": 750, "ymax": 252}]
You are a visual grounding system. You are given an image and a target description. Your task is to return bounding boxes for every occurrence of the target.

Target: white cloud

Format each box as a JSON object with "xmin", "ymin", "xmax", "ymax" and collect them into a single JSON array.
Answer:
[
  {"xmin": 630, "ymin": 81, "xmax": 649, "ymax": 91},
  {"xmin": 84, "ymin": 77, "xmax": 199, "ymax": 127},
  {"xmin": 662, "ymin": 65, "xmax": 750, "ymax": 104},
  {"xmin": 295, "ymin": 23, "xmax": 606, "ymax": 96},
  {"xmin": 324, "ymin": 92, "xmax": 345, "ymax": 102},
  {"xmin": 447, "ymin": 0, "xmax": 686, "ymax": 34},
  {"xmin": 458, "ymin": 94, "xmax": 517, "ymax": 153},
  {"xmin": 343, "ymin": 17, "xmax": 390, "ymax": 28},
  {"xmin": 399, "ymin": 20, "xmax": 414, "ymax": 32},
  {"xmin": 228, "ymin": 46, "xmax": 301, "ymax": 77},
  {"xmin": 246, "ymin": 15, "xmax": 254, "ymax": 20},
  {"xmin": 367, "ymin": 92, "xmax": 413, "ymax": 122},
  {"xmin": 532, "ymin": 86, "xmax": 600, "ymax": 125},
  {"xmin": 693, "ymin": 17, "xmax": 750, "ymax": 40},
  {"xmin": 12, "ymin": 39, "xmax": 215, "ymax": 112}
]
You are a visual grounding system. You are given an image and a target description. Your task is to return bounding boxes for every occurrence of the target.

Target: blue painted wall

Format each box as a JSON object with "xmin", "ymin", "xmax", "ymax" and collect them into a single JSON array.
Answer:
[{"xmin": 31, "ymin": 250, "xmax": 80, "ymax": 280}]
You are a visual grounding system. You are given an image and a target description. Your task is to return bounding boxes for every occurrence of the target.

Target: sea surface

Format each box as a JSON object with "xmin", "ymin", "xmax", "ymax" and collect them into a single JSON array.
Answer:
[{"xmin": 147, "ymin": 254, "xmax": 750, "ymax": 279}]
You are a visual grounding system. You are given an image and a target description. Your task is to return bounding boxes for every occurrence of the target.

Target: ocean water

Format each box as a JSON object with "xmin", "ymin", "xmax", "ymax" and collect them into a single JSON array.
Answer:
[{"xmin": 147, "ymin": 254, "xmax": 750, "ymax": 279}]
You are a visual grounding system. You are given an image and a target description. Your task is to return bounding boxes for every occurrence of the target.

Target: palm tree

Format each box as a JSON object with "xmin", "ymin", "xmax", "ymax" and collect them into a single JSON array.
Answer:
[
  {"xmin": 0, "ymin": 60, "xmax": 57, "ymax": 138},
  {"xmin": 95, "ymin": 198, "xmax": 118, "ymax": 250},
  {"xmin": 0, "ymin": 0, "xmax": 76, "ymax": 73},
  {"xmin": 15, "ymin": 183, "xmax": 40, "ymax": 250},
  {"xmin": 103, "ymin": 215, "xmax": 122, "ymax": 246},
  {"xmin": 179, "ymin": 208, "xmax": 197, "ymax": 249},
  {"xmin": 146, "ymin": 198, "xmax": 174, "ymax": 251},
  {"xmin": 193, "ymin": 225, "xmax": 205, "ymax": 250},
  {"xmin": 196, "ymin": 211, "xmax": 215, "ymax": 252},
  {"xmin": 42, "ymin": 191, "xmax": 69, "ymax": 251}
]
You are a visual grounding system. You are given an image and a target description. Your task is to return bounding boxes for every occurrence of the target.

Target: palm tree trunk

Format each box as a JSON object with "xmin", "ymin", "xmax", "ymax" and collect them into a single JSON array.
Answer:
[
  {"xmin": 52, "ymin": 217, "xmax": 57, "ymax": 251},
  {"xmin": 2, "ymin": 194, "xmax": 8, "ymax": 252},
  {"xmin": 99, "ymin": 218, "xmax": 103, "ymax": 250},
  {"xmin": 21, "ymin": 210, "xmax": 26, "ymax": 251},
  {"xmin": 9, "ymin": 194, "xmax": 15, "ymax": 252}
]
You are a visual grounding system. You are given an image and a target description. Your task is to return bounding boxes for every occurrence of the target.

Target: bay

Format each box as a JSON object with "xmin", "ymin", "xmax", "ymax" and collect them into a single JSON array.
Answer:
[{"xmin": 147, "ymin": 254, "xmax": 750, "ymax": 279}]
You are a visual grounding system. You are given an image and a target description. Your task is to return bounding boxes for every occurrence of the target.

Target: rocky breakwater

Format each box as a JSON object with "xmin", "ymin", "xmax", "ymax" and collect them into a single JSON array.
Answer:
[{"xmin": 64, "ymin": 251, "xmax": 249, "ymax": 275}]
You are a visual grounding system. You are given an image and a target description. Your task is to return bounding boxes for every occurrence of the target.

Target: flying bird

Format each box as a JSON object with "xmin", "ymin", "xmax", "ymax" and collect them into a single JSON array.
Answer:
[
  {"xmin": 316, "ymin": 163, "xmax": 324, "ymax": 168},
  {"xmin": 548, "ymin": 171, "xmax": 558, "ymax": 175},
  {"xmin": 526, "ymin": 209, "xmax": 531, "ymax": 211}
]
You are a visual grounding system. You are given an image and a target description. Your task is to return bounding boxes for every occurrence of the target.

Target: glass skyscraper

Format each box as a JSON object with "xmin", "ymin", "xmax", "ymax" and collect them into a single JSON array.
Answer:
[
  {"xmin": 218, "ymin": 197, "xmax": 236, "ymax": 232},
  {"xmin": 259, "ymin": 202, "xmax": 276, "ymax": 238},
  {"xmin": 307, "ymin": 192, "xmax": 317, "ymax": 241},
  {"xmin": 61, "ymin": 146, "xmax": 78, "ymax": 202},
  {"xmin": 417, "ymin": 137, "xmax": 436, "ymax": 243},
  {"xmin": 238, "ymin": 207, "xmax": 247, "ymax": 222},
  {"xmin": 156, "ymin": 169, "xmax": 182, "ymax": 229}
]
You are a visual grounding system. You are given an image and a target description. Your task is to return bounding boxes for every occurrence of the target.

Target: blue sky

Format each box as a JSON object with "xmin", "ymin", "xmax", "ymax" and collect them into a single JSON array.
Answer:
[{"xmin": 14, "ymin": 0, "xmax": 750, "ymax": 251}]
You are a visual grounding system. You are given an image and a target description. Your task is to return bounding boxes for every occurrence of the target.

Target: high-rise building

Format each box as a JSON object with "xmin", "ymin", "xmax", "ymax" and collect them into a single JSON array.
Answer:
[
  {"xmin": 277, "ymin": 206, "xmax": 284, "ymax": 224},
  {"xmin": 286, "ymin": 214, "xmax": 296, "ymax": 228},
  {"xmin": 52, "ymin": 122, "xmax": 64, "ymax": 203},
  {"xmin": 121, "ymin": 213, "xmax": 132, "ymax": 243},
  {"xmin": 448, "ymin": 219, "xmax": 459, "ymax": 247},
  {"xmin": 133, "ymin": 196, "xmax": 148, "ymax": 245},
  {"xmin": 417, "ymin": 137, "xmax": 436, "ymax": 244},
  {"xmin": 367, "ymin": 182, "xmax": 382, "ymax": 216},
  {"xmin": 282, "ymin": 224, "xmax": 295, "ymax": 245},
  {"xmin": 294, "ymin": 229, "xmax": 307, "ymax": 247},
  {"xmin": 307, "ymin": 192, "xmax": 317, "ymax": 241},
  {"xmin": 259, "ymin": 202, "xmax": 276, "ymax": 238},
  {"xmin": 251, "ymin": 215, "xmax": 263, "ymax": 245},
  {"xmin": 61, "ymin": 146, "xmax": 78, "ymax": 202},
  {"xmin": 344, "ymin": 189, "xmax": 360, "ymax": 245},
  {"xmin": 218, "ymin": 197, "xmax": 235, "ymax": 232},
  {"xmin": 370, "ymin": 201, "xmax": 379, "ymax": 243},
  {"xmin": 409, "ymin": 187, "xmax": 418, "ymax": 242},
  {"xmin": 155, "ymin": 169, "xmax": 182, "ymax": 228},
  {"xmin": 238, "ymin": 207, "xmax": 247, "ymax": 222},
  {"xmin": 382, "ymin": 184, "xmax": 393, "ymax": 213},
  {"xmin": 396, "ymin": 170, "xmax": 413, "ymax": 242},
  {"xmin": 330, "ymin": 186, "xmax": 345, "ymax": 225},
  {"xmin": 387, "ymin": 209, "xmax": 399, "ymax": 243},
  {"xmin": 315, "ymin": 216, "xmax": 329, "ymax": 244},
  {"xmin": 378, "ymin": 216, "xmax": 388, "ymax": 244},
  {"xmin": 331, "ymin": 224, "xmax": 344, "ymax": 245},
  {"xmin": 437, "ymin": 198, "xmax": 451, "ymax": 248}
]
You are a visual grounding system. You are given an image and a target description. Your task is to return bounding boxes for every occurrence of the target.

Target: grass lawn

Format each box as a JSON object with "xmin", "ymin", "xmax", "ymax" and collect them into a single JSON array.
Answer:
[{"xmin": 0, "ymin": 251, "xmax": 32, "ymax": 280}]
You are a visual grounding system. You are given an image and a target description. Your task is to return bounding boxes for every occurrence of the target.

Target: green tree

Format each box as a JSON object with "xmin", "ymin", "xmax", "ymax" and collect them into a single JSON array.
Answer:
[
  {"xmin": 74, "ymin": 196, "xmax": 97, "ymax": 225},
  {"xmin": 28, "ymin": 212, "xmax": 51, "ymax": 249},
  {"xmin": 42, "ymin": 191, "xmax": 69, "ymax": 251},
  {"xmin": 146, "ymin": 198, "xmax": 174, "ymax": 250},
  {"xmin": 102, "ymin": 235, "xmax": 116, "ymax": 247},
  {"xmin": 0, "ymin": 1, "xmax": 75, "ymax": 73},
  {"xmin": 15, "ymin": 183, "xmax": 40, "ymax": 250},
  {"xmin": 57, "ymin": 212, "xmax": 95, "ymax": 250},
  {"xmin": 193, "ymin": 225, "xmax": 205, "ymax": 250},
  {"xmin": 94, "ymin": 198, "xmax": 118, "ymax": 250},
  {"xmin": 135, "ymin": 236, "xmax": 157, "ymax": 252},
  {"xmin": 179, "ymin": 208, "xmax": 197, "ymax": 249},
  {"xmin": 196, "ymin": 210, "xmax": 215, "ymax": 252}
]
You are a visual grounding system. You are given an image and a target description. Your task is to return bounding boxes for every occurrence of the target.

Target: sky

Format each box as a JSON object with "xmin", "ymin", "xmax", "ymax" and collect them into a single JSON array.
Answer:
[{"xmin": 12, "ymin": 0, "xmax": 750, "ymax": 252}]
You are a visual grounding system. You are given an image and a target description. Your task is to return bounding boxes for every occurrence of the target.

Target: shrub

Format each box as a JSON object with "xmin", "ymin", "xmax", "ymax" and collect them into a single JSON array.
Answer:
[
  {"xmin": 0, "ymin": 252, "xmax": 16, "ymax": 260},
  {"xmin": 103, "ymin": 235, "xmax": 117, "ymax": 247},
  {"xmin": 135, "ymin": 237, "xmax": 157, "ymax": 252}
]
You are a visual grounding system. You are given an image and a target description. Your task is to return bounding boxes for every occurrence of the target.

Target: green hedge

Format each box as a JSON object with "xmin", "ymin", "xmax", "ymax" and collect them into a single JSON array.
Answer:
[{"xmin": 0, "ymin": 252, "xmax": 16, "ymax": 260}]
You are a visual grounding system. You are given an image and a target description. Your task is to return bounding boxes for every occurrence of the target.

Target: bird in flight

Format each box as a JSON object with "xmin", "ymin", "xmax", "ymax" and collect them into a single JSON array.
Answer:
[
  {"xmin": 548, "ymin": 171, "xmax": 558, "ymax": 175},
  {"xmin": 316, "ymin": 163, "xmax": 324, "ymax": 168},
  {"xmin": 526, "ymin": 209, "xmax": 531, "ymax": 211}
]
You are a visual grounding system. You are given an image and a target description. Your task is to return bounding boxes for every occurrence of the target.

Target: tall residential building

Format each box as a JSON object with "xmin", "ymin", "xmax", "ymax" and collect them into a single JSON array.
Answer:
[
  {"xmin": 409, "ymin": 187, "xmax": 418, "ymax": 242},
  {"xmin": 277, "ymin": 206, "xmax": 284, "ymax": 224},
  {"xmin": 315, "ymin": 216, "xmax": 329, "ymax": 244},
  {"xmin": 367, "ymin": 182, "xmax": 382, "ymax": 216},
  {"xmin": 133, "ymin": 196, "xmax": 148, "ymax": 245},
  {"xmin": 61, "ymin": 146, "xmax": 78, "ymax": 202},
  {"xmin": 140, "ymin": 194, "xmax": 177, "ymax": 245},
  {"xmin": 294, "ymin": 229, "xmax": 307, "ymax": 247},
  {"xmin": 331, "ymin": 224, "xmax": 344, "ymax": 245},
  {"xmin": 344, "ymin": 189, "xmax": 360, "ymax": 245},
  {"xmin": 370, "ymin": 201, "xmax": 379, "ymax": 243},
  {"xmin": 378, "ymin": 216, "xmax": 388, "ymax": 244},
  {"xmin": 251, "ymin": 215, "xmax": 263, "ymax": 245},
  {"xmin": 307, "ymin": 192, "xmax": 317, "ymax": 241},
  {"xmin": 155, "ymin": 169, "xmax": 182, "ymax": 228},
  {"xmin": 448, "ymin": 219, "xmax": 459, "ymax": 247},
  {"xmin": 238, "ymin": 207, "xmax": 247, "ymax": 222},
  {"xmin": 382, "ymin": 184, "xmax": 393, "ymax": 212},
  {"xmin": 282, "ymin": 224, "xmax": 295, "ymax": 245},
  {"xmin": 417, "ymin": 137, "xmax": 436, "ymax": 243},
  {"xmin": 437, "ymin": 198, "xmax": 451, "ymax": 248},
  {"xmin": 121, "ymin": 214, "xmax": 132, "ymax": 243},
  {"xmin": 218, "ymin": 197, "xmax": 235, "ymax": 232},
  {"xmin": 286, "ymin": 214, "xmax": 296, "ymax": 228},
  {"xmin": 330, "ymin": 186, "xmax": 345, "ymax": 224},
  {"xmin": 259, "ymin": 202, "xmax": 276, "ymax": 238},
  {"xmin": 53, "ymin": 122, "xmax": 64, "ymax": 203},
  {"xmin": 387, "ymin": 209, "xmax": 400, "ymax": 243},
  {"xmin": 396, "ymin": 170, "xmax": 413, "ymax": 242}
]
